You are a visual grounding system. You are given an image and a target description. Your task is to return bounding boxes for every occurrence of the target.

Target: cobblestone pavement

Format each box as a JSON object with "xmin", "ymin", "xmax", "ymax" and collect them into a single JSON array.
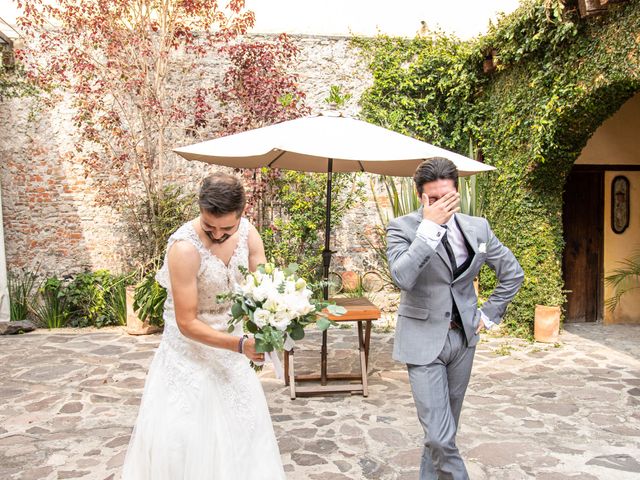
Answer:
[{"xmin": 1, "ymin": 322, "xmax": 639, "ymax": 480}]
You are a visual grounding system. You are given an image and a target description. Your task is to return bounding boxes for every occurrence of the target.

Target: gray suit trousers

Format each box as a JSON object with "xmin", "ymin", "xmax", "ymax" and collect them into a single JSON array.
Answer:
[{"xmin": 407, "ymin": 328, "xmax": 475, "ymax": 480}]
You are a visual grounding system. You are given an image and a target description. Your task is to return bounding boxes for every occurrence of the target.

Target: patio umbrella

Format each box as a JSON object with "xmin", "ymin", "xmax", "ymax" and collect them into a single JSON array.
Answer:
[{"xmin": 174, "ymin": 111, "xmax": 494, "ymax": 298}]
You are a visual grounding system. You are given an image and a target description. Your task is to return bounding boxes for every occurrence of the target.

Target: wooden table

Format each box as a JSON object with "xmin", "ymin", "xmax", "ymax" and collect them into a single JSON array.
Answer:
[{"xmin": 284, "ymin": 297, "xmax": 381, "ymax": 399}]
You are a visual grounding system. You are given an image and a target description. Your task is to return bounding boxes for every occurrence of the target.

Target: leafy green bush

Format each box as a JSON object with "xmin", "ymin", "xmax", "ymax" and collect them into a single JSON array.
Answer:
[
  {"xmin": 66, "ymin": 270, "xmax": 127, "ymax": 328},
  {"xmin": 107, "ymin": 274, "xmax": 133, "ymax": 326}
]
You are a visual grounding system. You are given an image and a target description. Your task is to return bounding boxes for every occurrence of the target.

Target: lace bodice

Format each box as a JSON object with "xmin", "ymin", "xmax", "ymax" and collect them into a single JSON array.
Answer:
[
  {"xmin": 153, "ymin": 217, "xmax": 255, "ymax": 420},
  {"xmin": 156, "ymin": 217, "xmax": 249, "ymax": 332}
]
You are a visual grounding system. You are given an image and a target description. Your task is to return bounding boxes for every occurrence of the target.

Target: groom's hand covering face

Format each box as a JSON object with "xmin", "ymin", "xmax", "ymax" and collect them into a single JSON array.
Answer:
[{"xmin": 420, "ymin": 179, "xmax": 460, "ymax": 225}]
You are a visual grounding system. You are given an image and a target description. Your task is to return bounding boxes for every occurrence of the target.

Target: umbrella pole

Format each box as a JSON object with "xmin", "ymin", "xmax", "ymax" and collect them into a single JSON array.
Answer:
[
  {"xmin": 321, "ymin": 158, "xmax": 334, "ymax": 386},
  {"xmin": 322, "ymin": 159, "xmax": 334, "ymax": 301}
]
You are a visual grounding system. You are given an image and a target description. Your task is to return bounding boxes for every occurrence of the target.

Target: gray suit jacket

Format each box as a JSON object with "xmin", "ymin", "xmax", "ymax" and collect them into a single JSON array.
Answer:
[{"xmin": 387, "ymin": 210, "xmax": 524, "ymax": 366}]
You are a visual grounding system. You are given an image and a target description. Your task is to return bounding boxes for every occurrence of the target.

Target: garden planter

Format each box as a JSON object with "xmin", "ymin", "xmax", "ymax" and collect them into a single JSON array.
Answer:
[
  {"xmin": 534, "ymin": 305, "xmax": 560, "ymax": 343},
  {"xmin": 125, "ymin": 286, "xmax": 162, "ymax": 335},
  {"xmin": 341, "ymin": 271, "xmax": 359, "ymax": 293}
]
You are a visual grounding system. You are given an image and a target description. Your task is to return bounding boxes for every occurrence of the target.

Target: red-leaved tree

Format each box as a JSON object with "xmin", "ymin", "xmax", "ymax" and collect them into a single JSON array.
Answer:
[
  {"xmin": 16, "ymin": 0, "xmax": 255, "ymax": 215},
  {"xmin": 214, "ymin": 33, "xmax": 311, "ymax": 227}
]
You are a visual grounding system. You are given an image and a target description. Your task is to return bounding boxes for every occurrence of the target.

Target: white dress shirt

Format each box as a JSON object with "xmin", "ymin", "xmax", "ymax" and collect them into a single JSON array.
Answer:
[{"xmin": 416, "ymin": 214, "xmax": 495, "ymax": 330}]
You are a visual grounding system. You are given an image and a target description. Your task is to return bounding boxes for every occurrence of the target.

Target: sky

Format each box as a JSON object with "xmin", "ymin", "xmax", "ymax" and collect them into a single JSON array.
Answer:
[
  {"xmin": 0, "ymin": 0, "xmax": 520, "ymax": 39},
  {"xmin": 247, "ymin": 0, "xmax": 520, "ymax": 39}
]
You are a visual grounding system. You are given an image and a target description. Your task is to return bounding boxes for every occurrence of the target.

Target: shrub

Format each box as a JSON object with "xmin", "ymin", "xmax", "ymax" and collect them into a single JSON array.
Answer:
[
  {"xmin": 31, "ymin": 277, "xmax": 69, "ymax": 329},
  {"xmin": 66, "ymin": 270, "xmax": 126, "ymax": 328},
  {"xmin": 7, "ymin": 268, "xmax": 39, "ymax": 321}
]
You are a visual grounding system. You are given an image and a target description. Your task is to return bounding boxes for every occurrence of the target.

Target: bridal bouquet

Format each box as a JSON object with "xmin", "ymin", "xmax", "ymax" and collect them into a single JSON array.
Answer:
[{"xmin": 218, "ymin": 263, "xmax": 345, "ymax": 370}]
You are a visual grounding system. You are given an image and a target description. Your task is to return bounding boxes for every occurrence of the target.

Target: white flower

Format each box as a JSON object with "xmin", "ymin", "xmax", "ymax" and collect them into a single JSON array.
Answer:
[
  {"xmin": 263, "ymin": 297, "xmax": 279, "ymax": 313},
  {"xmin": 478, "ymin": 242, "xmax": 487, "ymax": 253},
  {"xmin": 272, "ymin": 269, "xmax": 282, "ymax": 281},
  {"xmin": 283, "ymin": 293, "xmax": 314, "ymax": 317},
  {"xmin": 253, "ymin": 279, "xmax": 277, "ymax": 303},
  {"xmin": 253, "ymin": 308, "xmax": 271, "ymax": 328},
  {"xmin": 280, "ymin": 279, "xmax": 294, "ymax": 295},
  {"xmin": 240, "ymin": 281, "xmax": 255, "ymax": 299},
  {"xmin": 295, "ymin": 278, "xmax": 307, "ymax": 291},
  {"xmin": 273, "ymin": 310, "xmax": 293, "ymax": 331}
]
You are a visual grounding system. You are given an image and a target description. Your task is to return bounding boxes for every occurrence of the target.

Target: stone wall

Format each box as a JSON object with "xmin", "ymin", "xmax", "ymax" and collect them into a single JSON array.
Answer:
[{"xmin": 0, "ymin": 34, "xmax": 388, "ymax": 280}]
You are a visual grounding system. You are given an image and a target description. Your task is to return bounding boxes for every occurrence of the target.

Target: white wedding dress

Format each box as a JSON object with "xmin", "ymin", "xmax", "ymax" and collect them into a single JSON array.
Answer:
[{"xmin": 122, "ymin": 218, "xmax": 286, "ymax": 479}]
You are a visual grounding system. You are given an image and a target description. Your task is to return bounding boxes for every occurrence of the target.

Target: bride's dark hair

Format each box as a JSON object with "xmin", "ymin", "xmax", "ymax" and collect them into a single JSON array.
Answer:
[{"xmin": 198, "ymin": 172, "xmax": 246, "ymax": 216}]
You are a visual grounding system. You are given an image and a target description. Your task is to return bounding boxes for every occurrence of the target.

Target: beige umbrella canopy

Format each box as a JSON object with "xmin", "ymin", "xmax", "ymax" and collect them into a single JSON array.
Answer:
[
  {"xmin": 173, "ymin": 111, "xmax": 494, "ymax": 177},
  {"xmin": 174, "ymin": 112, "xmax": 494, "ymax": 297}
]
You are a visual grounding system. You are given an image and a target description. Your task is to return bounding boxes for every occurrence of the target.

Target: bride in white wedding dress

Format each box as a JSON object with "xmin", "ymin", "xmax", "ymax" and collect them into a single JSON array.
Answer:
[{"xmin": 122, "ymin": 173, "xmax": 286, "ymax": 479}]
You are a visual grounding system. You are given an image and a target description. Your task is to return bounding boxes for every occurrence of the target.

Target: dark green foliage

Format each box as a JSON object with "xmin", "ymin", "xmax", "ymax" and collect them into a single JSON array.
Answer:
[
  {"xmin": 0, "ymin": 60, "xmax": 39, "ymax": 101},
  {"xmin": 260, "ymin": 171, "xmax": 365, "ymax": 283},
  {"xmin": 133, "ymin": 273, "xmax": 167, "ymax": 327},
  {"xmin": 66, "ymin": 270, "xmax": 129, "ymax": 328},
  {"xmin": 355, "ymin": 0, "xmax": 640, "ymax": 336}
]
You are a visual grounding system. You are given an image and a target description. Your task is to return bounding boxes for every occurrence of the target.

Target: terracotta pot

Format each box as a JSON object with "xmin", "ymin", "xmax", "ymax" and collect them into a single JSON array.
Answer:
[
  {"xmin": 534, "ymin": 305, "xmax": 560, "ymax": 343},
  {"xmin": 125, "ymin": 286, "xmax": 162, "ymax": 335},
  {"xmin": 341, "ymin": 271, "xmax": 360, "ymax": 293}
]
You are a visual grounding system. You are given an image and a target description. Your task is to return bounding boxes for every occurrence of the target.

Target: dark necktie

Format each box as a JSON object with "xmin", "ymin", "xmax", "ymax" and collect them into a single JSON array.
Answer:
[{"xmin": 441, "ymin": 226, "xmax": 458, "ymax": 271}]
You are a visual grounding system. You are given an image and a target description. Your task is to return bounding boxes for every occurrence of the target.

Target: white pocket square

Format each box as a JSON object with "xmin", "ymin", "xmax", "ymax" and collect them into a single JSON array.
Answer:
[{"xmin": 478, "ymin": 243, "xmax": 487, "ymax": 253}]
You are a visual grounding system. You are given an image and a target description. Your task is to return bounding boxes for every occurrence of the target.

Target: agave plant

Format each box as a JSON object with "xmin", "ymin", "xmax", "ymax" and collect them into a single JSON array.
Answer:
[
  {"xmin": 364, "ymin": 175, "xmax": 421, "ymax": 287},
  {"xmin": 8, "ymin": 268, "xmax": 39, "ymax": 321},
  {"xmin": 459, "ymin": 138, "xmax": 483, "ymax": 217},
  {"xmin": 605, "ymin": 248, "xmax": 640, "ymax": 312},
  {"xmin": 31, "ymin": 277, "xmax": 69, "ymax": 329}
]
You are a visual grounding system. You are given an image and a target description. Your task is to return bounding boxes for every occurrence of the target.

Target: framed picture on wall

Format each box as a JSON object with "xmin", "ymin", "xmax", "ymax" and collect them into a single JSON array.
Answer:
[{"xmin": 611, "ymin": 175, "xmax": 630, "ymax": 234}]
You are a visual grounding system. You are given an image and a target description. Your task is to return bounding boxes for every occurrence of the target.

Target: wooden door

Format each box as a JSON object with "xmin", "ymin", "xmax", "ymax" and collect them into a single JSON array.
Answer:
[{"xmin": 562, "ymin": 168, "xmax": 604, "ymax": 322}]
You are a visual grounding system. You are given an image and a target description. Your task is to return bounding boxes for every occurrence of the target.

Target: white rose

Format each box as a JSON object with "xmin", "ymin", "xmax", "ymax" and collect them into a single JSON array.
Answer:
[
  {"xmin": 295, "ymin": 278, "xmax": 307, "ymax": 291},
  {"xmin": 253, "ymin": 279, "xmax": 277, "ymax": 303},
  {"xmin": 253, "ymin": 308, "xmax": 271, "ymax": 328},
  {"xmin": 284, "ymin": 293, "xmax": 314, "ymax": 317},
  {"xmin": 273, "ymin": 310, "xmax": 293, "ymax": 331}
]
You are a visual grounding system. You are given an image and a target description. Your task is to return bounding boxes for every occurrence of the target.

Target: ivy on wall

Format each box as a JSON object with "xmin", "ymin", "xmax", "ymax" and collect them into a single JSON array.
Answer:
[{"xmin": 354, "ymin": 0, "xmax": 640, "ymax": 336}]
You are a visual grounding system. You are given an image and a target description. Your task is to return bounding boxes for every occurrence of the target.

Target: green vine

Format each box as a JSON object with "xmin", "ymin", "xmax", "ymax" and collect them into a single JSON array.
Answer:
[{"xmin": 354, "ymin": 0, "xmax": 640, "ymax": 336}]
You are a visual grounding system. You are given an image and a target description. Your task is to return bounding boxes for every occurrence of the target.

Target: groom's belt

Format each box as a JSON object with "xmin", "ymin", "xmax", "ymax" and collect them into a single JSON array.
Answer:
[{"xmin": 449, "ymin": 311, "xmax": 462, "ymax": 330}]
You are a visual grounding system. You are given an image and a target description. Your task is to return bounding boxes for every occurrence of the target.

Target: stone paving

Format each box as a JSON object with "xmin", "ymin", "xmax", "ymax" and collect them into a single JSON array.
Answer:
[{"xmin": 1, "ymin": 322, "xmax": 639, "ymax": 480}]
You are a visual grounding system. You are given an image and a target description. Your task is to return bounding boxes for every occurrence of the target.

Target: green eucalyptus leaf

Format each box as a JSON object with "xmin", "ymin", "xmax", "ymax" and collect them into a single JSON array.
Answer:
[{"xmin": 316, "ymin": 317, "xmax": 332, "ymax": 331}]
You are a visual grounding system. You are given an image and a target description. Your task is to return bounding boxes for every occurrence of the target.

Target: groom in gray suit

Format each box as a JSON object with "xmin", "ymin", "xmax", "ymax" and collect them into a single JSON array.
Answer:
[{"xmin": 387, "ymin": 157, "xmax": 524, "ymax": 479}]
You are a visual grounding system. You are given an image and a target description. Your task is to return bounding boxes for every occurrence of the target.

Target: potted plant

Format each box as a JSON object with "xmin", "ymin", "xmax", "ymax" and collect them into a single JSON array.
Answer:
[{"xmin": 126, "ymin": 273, "xmax": 166, "ymax": 335}]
